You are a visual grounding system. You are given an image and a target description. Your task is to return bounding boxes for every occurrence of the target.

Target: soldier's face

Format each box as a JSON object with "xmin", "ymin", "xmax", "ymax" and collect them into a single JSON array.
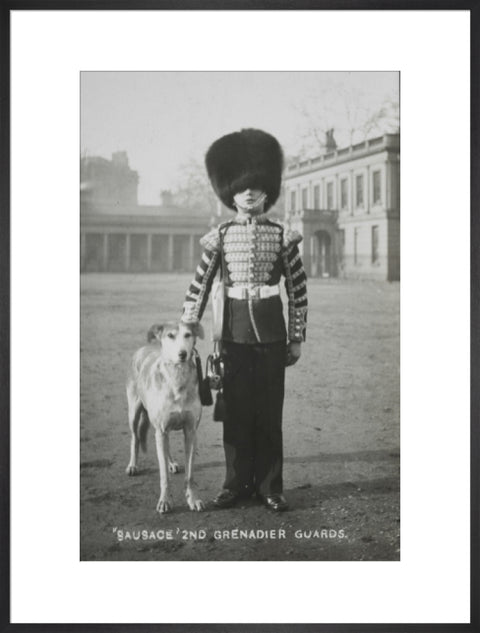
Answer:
[{"xmin": 233, "ymin": 189, "xmax": 266, "ymax": 213}]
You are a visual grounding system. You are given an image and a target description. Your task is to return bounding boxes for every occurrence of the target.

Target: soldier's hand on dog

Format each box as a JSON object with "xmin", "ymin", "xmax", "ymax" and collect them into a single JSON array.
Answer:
[{"xmin": 286, "ymin": 341, "xmax": 302, "ymax": 366}]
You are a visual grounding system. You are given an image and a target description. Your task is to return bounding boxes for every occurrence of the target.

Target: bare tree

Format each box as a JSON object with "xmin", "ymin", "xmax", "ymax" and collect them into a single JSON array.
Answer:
[
  {"xmin": 359, "ymin": 96, "xmax": 399, "ymax": 139},
  {"xmin": 173, "ymin": 157, "xmax": 219, "ymax": 217},
  {"xmin": 293, "ymin": 76, "xmax": 399, "ymax": 157}
]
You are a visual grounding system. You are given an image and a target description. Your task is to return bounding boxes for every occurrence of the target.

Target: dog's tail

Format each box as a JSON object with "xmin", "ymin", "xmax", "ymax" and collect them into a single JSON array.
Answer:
[{"xmin": 137, "ymin": 407, "xmax": 150, "ymax": 453}]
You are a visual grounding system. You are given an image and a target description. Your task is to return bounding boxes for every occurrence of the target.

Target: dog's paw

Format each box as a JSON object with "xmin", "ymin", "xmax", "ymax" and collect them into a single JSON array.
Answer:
[
  {"xmin": 191, "ymin": 499, "xmax": 205, "ymax": 512},
  {"xmin": 186, "ymin": 492, "xmax": 205, "ymax": 512},
  {"xmin": 156, "ymin": 496, "xmax": 173, "ymax": 514},
  {"xmin": 168, "ymin": 461, "xmax": 180, "ymax": 474},
  {"xmin": 125, "ymin": 464, "xmax": 138, "ymax": 476}
]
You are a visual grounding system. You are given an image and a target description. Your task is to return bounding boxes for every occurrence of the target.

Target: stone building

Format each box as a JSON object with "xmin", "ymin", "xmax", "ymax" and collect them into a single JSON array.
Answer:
[
  {"xmin": 81, "ymin": 151, "xmax": 139, "ymax": 207},
  {"xmin": 284, "ymin": 133, "xmax": 400, "ymax": 281},
  {"xmin": 81, "ymin": 138, "xmax": 400, "ymax": 279},
  {"xmin": 80, "ymin": 154, "xmax": 212, "ymax": 273}
]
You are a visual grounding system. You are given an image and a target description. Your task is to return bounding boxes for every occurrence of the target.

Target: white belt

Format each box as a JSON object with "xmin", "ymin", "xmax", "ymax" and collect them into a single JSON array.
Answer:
[{"xmin": 226, "ymin": 284, "xmax": 280, "ymax": 300}]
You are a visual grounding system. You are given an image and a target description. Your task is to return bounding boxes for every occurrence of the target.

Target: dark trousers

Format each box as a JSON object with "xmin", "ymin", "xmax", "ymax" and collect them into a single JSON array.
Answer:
[{"xmin": 221, "ymin": 340, "xmax": 286, "ymax": 497}]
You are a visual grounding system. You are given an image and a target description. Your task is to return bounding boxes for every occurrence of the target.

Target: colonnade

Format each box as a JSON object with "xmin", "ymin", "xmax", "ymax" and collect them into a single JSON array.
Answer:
[{"xmin": 80, "ymin": 231, "xmax": 202, "ymax": 273}]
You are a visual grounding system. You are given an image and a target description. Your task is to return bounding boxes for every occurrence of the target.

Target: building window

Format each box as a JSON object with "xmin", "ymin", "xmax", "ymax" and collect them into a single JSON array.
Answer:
[
  {"xmin": 290, "ymin": 190, "xmax": 297, "ymax": 212},
  {"xmin": 340, "ymin": 178, "xmax": 348, "ymax": 210},
  {"xmin": 313, "ymin": 184, "xmax": 320, "ymax": 209},
  {"xmin": 372, "ymin": 225, "xmax": 379, "ymax": 264},
  {"xmin": 326, "ymin": 182, "xmax": 334, "ymax": 210},
  {"xmin": 354, "ymin": 227, "xmax": 359, "ymax": 265},
  {"xmin": 356, "ymin": 175, "xmax": 364, "ymax": 207},
  {"xmin": 373, "ymin": 170, "xmax": 382, "ymax": 205},
  {"xmin": 302, "ymin": 187, "xmax": 308, "ymax": 209}
]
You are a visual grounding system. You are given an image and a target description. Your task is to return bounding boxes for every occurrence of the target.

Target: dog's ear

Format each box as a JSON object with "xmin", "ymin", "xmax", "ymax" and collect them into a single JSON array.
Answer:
[
  {"xmin": 191, "ymin": 322, "xmax": 205, "ymax": 340},
  {"xmin": 147, "ymin": 324, "xmax": 164, "ymax": 343}
]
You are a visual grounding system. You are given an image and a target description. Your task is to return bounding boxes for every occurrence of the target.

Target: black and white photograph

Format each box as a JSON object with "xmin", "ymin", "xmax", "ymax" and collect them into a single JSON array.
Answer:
[
  {"xmin": 4, "ymin": 5, "xmax": 474, "ymax": 628},
  {"xmin": 80, "ymin": 70, "xmax": 400, "ymax": 562}
]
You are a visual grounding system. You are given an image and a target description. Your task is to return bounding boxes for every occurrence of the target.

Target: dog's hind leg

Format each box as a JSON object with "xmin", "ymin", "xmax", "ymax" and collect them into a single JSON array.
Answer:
[
  {"xmin": 137, "ymin": 408, "xmax": 150, "ymax": 453},
  {"xmin": 168, "ymin": 450, "xmax": 180, "ymax": 474},
  {"xmin": 184, "ymin": 421, "xmax": 204, "ymax": 512},
  {"xmin": 126, "ymin": 392, "xmax": 143, "ymax": 476},
  {"xmin": 154, "ymin": 428, "xmax": 173, "ymax": 513}
]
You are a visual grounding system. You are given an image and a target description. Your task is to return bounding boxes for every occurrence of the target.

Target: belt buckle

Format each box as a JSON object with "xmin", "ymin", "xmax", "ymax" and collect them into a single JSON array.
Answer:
[{"xmin": 249, "ymin": 286, "xmax": 259, "ymax": 299}]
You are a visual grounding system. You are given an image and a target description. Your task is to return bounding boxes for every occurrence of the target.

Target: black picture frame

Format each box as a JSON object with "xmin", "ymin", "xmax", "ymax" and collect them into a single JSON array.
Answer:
[{"xmin": 1, "ymin": 1, "xmax": 478, "ymax": 631}]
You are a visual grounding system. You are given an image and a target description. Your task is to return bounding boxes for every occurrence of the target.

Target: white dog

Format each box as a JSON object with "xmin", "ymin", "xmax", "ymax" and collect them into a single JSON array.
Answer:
[{"xmin": 125, "ymin": 321, "xmax": 204, "ymax": 513}]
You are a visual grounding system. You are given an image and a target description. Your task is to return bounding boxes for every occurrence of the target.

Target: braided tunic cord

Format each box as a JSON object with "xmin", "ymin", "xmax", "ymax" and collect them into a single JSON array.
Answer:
[
  {"xmin": 183, "ymin": 217, "xmax": 307, "ymax": 343},
  {"xmin": 282, "ymin": 239, "xmax": 308, "ymax": 342},
  {"xmin": 182, "ymin": 242, "xmax": 220, "ymax": 323}
]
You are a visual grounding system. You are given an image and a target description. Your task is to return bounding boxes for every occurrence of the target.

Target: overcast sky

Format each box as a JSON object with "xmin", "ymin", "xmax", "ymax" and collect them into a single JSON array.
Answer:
[{"xmin": 81, "ymin": 71, "xmax": 399, "ymax": 205}]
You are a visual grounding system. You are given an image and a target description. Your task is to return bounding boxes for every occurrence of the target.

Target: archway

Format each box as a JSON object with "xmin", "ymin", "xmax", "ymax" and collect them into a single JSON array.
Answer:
[{"xmin": 311, "ymin": 230, "xmax": 332, "ymax": 277}]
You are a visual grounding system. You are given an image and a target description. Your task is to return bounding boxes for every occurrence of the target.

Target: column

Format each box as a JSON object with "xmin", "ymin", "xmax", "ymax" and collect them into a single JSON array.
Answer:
[
  {"xmin": 309, "ymin": 234, "xmax": 316, "ymax": 278},
  {"xmin": 102, "ymin": 233, "xmax": 109, "ymax": 272},
  {"xmin": 331, "ymin": 230, "xmax": 337, "ymax": 277},
  {"xmin": 80, "ymin": 233, "xmax": 86, "ymax": 271},
  {"xmin": 320, "ymin": 236, "xmax": 326, "ymax": 276},
  {"xmin": 365, "ymin": 166, "xmax": 370, "ymax": 213},
  {"xmin": 168, "ymin": 234, "xmax": 174, "ymax": 272},
  {"xmin": 189, "ymin": 234, "xmax": 195, "ymax": 271},
  {"xmin": 146, "ymin": 233, "xmax": 152, "ymax": 272},
  {"xmin": 125, "ymin": 233, "xmax": 131, "ymax": 272},
  {"xmin": 350, "ymin": 170, "xmax": 354, "ymax": 215}
]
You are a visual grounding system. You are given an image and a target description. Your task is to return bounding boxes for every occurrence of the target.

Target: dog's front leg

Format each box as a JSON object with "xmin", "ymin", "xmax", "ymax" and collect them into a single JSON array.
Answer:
[
  {"xmin": 126, "ymin": 431, "xmax": 139, "ymax": 476},
  {"xmin": 184, "ymin": 425, "xmax": 204, "ymax": 512},
  {"xmin": 154, "ymin": 429, "xmax": 173, "ymax": 513},
  {"xmin": 125, "ymin": 397, "xmax": 142, "ymax": 476}
]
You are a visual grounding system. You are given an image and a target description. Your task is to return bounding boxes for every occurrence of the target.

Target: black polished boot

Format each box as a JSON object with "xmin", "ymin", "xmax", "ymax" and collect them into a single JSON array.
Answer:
[{"xmin": 258, "ymin": 493, "xmax": 289, "ymax": 512}]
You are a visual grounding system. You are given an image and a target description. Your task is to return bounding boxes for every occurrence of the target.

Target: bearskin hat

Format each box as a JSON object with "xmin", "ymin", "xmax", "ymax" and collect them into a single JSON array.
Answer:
[{"xmin": 205, "ymin": 128, "xmax": 284, "ymax": 212}]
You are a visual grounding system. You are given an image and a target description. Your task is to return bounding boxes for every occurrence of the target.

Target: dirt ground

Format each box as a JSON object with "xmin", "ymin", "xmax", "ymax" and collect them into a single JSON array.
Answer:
[{"xmin": 80, "ymin": 274, "xmax": 399, "ymax": 561}]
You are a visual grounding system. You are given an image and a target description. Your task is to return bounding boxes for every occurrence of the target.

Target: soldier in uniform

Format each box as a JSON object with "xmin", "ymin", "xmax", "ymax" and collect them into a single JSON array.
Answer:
[{"xmin": 182, "ymin": 128, "xmax": 307, "ymax": 512}]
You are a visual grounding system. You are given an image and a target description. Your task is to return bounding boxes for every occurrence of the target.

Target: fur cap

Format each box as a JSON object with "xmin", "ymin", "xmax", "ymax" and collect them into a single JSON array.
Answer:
[{"xmin": 205, "ymin": 128, "xmax": 284, "ymax": 212}]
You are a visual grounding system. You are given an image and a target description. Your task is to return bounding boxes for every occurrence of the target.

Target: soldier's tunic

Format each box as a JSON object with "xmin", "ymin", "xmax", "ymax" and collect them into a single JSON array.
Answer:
[{"xmin": 183, "ymin": 213, "xmax": 308, "ymax": 497}]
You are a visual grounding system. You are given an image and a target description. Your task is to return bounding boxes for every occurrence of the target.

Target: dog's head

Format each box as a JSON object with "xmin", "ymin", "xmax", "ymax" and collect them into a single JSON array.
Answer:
[{"xmin": 147, "ymin": 321, "xmax": 204, "ymax": 364}]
